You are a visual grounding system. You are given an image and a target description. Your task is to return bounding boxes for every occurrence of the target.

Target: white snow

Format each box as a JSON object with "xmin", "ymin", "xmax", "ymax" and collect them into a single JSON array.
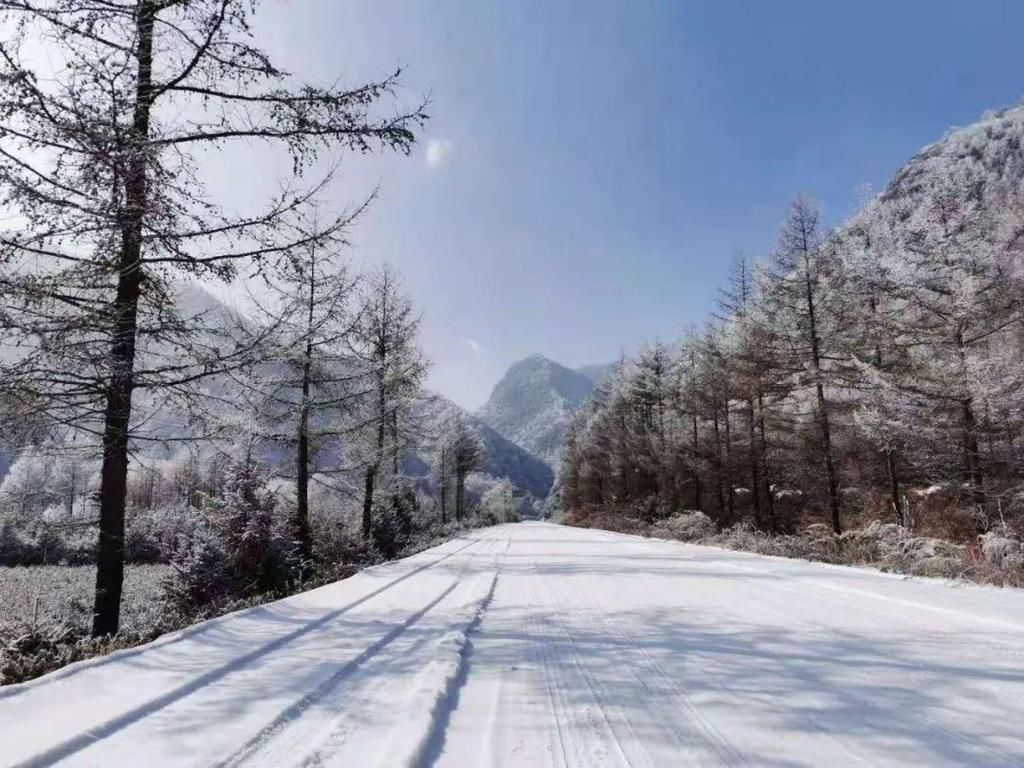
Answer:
[{"xmin": 3, "ymin": 522, "xmax": 1024, "ymax": 767}]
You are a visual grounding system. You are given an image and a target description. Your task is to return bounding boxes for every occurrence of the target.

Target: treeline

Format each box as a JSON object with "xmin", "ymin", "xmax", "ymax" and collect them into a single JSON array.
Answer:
[
  {"xmin": 563, "ymin": 106, "xmax": 1024, "ymax": 541},
  {"xmin": 0, "ymin": 1, "xmax": 494, "ymax": 639}
]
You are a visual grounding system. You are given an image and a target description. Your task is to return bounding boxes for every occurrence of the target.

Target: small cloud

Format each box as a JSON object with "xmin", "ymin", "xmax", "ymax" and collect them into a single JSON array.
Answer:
[
  {"xmin": 460, "ymin": 336, "xmax": 483, "ymax": 354},
  {"xmin": 425, "ymin": 138, "xmax": 454, "ymax": 170}
]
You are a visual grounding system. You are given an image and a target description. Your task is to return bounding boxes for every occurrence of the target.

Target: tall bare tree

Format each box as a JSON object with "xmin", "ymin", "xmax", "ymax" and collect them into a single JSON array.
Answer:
[
  {"xmin": 351, "ymin": 264, "xmax": 427, "ymax": 540},
  {"xmin": 236, "ymin": 217, "xmax": 364, "ymax": 565},
  {"xmin": 0, "ymin": 0, "xmax": 425, "ymax": 635}
]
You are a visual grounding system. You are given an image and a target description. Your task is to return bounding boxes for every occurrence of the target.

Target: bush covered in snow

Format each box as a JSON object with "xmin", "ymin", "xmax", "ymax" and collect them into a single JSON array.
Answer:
[
  {"xmin": 0, "ymin": 564, "xmax": 172, "ymax": 685},
  {"xmin": 979, "ymin": 527, "xmax": 1023, "ymax": 571},
  {"xmin": 569, "ymin": 511, "xmax": 1024, "ymax": 587},
  {"xmin": 651, "ymin": 511, "xmax": 716, "ymax": 542},
  {"xmin": 163, "ymin": 460, "xmax": 299, "ymax": 617}
]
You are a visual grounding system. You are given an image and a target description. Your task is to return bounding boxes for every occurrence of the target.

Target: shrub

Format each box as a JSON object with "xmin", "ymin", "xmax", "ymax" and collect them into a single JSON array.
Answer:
[
  {"xmin": 651, "ymin": 511, "xmax": 717, "ymax": 542},
  {"xmin": 163, "ymin": 460, "xmax": 298, "ymax": 617},
  {"xmin": 371, "ymin": 483, "xmax": 419, "ymax": 559}
]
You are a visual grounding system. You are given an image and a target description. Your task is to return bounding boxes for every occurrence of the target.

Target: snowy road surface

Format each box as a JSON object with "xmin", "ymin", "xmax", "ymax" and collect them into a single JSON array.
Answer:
[{"xmin": 3, "ymin": 522, "xmax": 1024, "ymax": 767}]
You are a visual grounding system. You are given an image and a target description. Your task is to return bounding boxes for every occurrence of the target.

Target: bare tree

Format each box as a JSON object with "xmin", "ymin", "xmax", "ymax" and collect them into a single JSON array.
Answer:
[
  {"xmin": 351, "ymin": 265, "xmax": 427, "ymax": 540},
  {"xmin": 0, "ymin": 0, "xmax": 425, "ymax": 635},
  {"xmin": 764, "ymin": 196, "xmax": 846, "ymax": 532},
  {"xmin": 235, "ymin": 216, "xmax": 364, "ymax": 566}
]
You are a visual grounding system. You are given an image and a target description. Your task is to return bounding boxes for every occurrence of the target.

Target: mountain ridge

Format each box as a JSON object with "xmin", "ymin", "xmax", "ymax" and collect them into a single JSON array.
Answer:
[{"xmin": 476, "ymin": 354, "xmax": 600, "ymax": 470}]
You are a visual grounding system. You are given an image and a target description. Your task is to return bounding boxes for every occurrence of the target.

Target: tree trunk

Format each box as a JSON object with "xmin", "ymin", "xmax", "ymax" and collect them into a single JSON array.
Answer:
[
  {"xmin": 712, "ymin": 404, "xmax": 726, "ymax": 520},
  {"xmin": 723, "ymin": 399, "xmax": 734, "ymax": 521},
  {"xmin": 954, "ymin": 329, "xmax": 986, "ymax": 520},
  {"xmin": 691, "ymin": 412, "xmax": 702, "ymax": 510},
  {"xmin": 92, "ymin": 0, "xmax": 155, "ymax": 638},
  {"xmin": 747, "ymin": 397, "xmax": 761, "ymax": 524},
  {"xmin": 361, "ymin": 373, "xmax": 388, "ymax": 540},
  {"xmin": 961, "ymin": 397, "xmax": 986, "ymax": 510},
  {"xmin": 803, "ymin": 259, "xmax": 841, "ymax": 533},
  {"xmin": 757, "ymin": 394, "xmax": 776, "ymax": 533},
  {"xmin": 455, "ymin": 469, "xmax": 465, "ymax": 521},
  {"xmin": 872, "ymin": 337, "xmax": 903, "ymax": 526},
  {"xmin": 816, "ymin": 378, "xmax": 841, "ymax": 534},
  {"xmin": 295, "ymin": 403, "xmax": 312, "ymax": 562},
  {"xmin": 362, "ymin": 467, "xmax": 375, "ymax": 540},
  {"xmin": 390, "ymin": 409, "xmax": 400, "ymax": 476},
  {"xmin": 438, "ymin": 445, "xmax": 449, "ymax": 524},
  {"xmin": 886, "ymin": 448, "xmax": 903, "ymax": 525},
  {"xmin": 293, "ymin": 261, "xmax": 316, "ymax": 564}
]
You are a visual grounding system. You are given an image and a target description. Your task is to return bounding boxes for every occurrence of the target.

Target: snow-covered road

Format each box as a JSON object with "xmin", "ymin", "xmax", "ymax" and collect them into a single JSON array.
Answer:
[{"xmin": 3, "ymin": 522, "xmax": 1024, "ymax": 767}]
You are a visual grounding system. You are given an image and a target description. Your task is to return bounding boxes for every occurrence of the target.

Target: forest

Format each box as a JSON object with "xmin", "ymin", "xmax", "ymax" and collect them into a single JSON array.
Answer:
[{"xmin": 562, "ymin": 105, "xmax": 1024, "ymax": 579}]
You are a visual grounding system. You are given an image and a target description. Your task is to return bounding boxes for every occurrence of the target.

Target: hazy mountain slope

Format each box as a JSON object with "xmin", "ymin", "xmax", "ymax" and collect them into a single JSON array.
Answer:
[
  {"xmin": 407, "ymin": 394, "xmax": 554, "ymax": 498},
  {"xmin": 575, "ymin": 362, "xmax": 613, "ymax": 385},
  {"xmin": 477, "ymin": 354, "xmax": 596, "ymax": 467}
]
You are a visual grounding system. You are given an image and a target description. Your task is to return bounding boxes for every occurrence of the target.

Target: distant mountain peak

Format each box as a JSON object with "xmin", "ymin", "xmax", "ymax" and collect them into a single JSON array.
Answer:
[{"xmin": 477, "ymin": 354, "xmax": 598, "ymax": 468}]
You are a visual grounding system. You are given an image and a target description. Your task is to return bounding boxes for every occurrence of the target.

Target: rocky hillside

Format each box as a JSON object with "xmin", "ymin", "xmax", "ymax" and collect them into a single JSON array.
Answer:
[{"xmin": 477, "ymin": 354, "xmax": 598, "ymax": 468}]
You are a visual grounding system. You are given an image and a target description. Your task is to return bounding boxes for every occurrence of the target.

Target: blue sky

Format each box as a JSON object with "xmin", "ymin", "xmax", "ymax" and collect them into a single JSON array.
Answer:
[{"xmin": 243, "ymin": 0, "xmax": 1024, "ymax": 408}]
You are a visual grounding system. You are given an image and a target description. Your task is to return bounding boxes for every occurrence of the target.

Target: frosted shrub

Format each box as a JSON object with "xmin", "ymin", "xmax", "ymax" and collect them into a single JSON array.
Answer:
[
  {"xmin": 979, "ymin": 528, "xmax": 1022, "ymax": 567},
  {"xmin": 163, "ymin": 460, "xmax": 298, "ymax": 616},
  {"xmin": 371, "ymin": 484, "xmax": 418, "ymax": 559},
  {"xmin": 652, "ymin": 511, "xmax": 717, "ymax": 542}
]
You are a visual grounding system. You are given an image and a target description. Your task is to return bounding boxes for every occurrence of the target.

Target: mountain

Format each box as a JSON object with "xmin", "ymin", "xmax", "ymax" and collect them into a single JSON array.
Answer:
[
  {"xmin": 477, "ymin": 354, "xmax": 598, "ymax": 468},
  {"xmin": 880, "ymin": 103, "xmax": 1024, "ymax": 207},
  {"xmin": 575, "ymin": 363, "xmax": 613, "ymax": 385},
  {"xmin": 406, "ymin": 394, "xmax": 554, "ymax": 498}
]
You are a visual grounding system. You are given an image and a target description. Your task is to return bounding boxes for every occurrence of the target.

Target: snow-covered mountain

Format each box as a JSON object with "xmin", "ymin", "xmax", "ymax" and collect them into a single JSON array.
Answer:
[
  {"xmin": 405, "ymin": 394, "xmax": 554, "ymax": 498},
  {"xmin": 476, "ymin": 354, "xmax": 600, "ymax": 469}
]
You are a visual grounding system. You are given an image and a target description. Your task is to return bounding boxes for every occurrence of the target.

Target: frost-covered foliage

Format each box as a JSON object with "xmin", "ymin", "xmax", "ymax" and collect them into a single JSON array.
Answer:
[
  {"xmin": 979, "ymin": 527, "xmax": 1023, "ymax": 569},
  {"xmin": 651, "ymin": 511, "xmax": 716, "ymax": 542},
  {"xmin": 163, "ymin": 460, "xmax": 298, "ymax": 616},
  {"xmin": 479, "ymin": 480, "xmax": 523, "ymax": 524},
  {"xmin": 570, "ymin": 514, "xmax": 1024, "ymax": 587},
  {"xmin": 0, "ymin": 564, "xmax": 172, "ymax": 685},
  {"xmin": 563, "ymin": 104, "xmax": 1024, "ymax": 543},
  {"xmin": 416, "ymin": 394, "xmax": 554, "ymax": 499}
]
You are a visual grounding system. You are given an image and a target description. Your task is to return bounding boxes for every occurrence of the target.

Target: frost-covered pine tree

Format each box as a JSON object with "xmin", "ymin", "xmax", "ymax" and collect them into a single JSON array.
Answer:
[
  {"xmin": 440, "ymin": 416, "xmax": 484, "ymax": 522},
  {"xmin": 762, "ymin": 196, "xmax": 850, "ymax": 532}
]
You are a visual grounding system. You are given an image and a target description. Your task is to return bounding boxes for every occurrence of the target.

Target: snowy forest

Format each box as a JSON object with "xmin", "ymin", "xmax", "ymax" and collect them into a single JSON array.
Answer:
[
  {"xmin": 562, "ymin": 105, "xmax": 1024, "ymax": 569},
  {"xmin": 0, "ymin": 0, "xmax": 522, "ymax": 682}
]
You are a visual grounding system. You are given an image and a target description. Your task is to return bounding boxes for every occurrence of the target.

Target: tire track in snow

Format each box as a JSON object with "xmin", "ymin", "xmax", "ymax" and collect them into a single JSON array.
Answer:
[
  {"xmin": 216, "ymin": 580, "xmax": 462, "ymax": 767},
  {"xmin": 545, "ymin": 574, "xmax": 748, "ymax": 767},
  {"xmin": 382, "ymin": 568, "xmax": 500, "ymax": 768},
  {"xmin": 527, "ymin": 570, "xmax": 573, "ymax": 768},
  {"xmin": 532, "ymin": 566, "xmax": 649, "ymax": 768},
  {"xmin": 11, "ymin": 535, "xmax": 487, "ymax": 768},
  {"xmin": 222, "ymin": 536, "xmax": 504, "ymax": 768}
]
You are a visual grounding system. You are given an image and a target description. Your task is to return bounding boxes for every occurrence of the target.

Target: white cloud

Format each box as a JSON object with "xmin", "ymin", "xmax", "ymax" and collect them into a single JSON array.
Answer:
[
  {"xmin": 425, "ymin": 138, "xmax": 454, "ymax": 170},
  {"xmin": 460, "ymin": 336, "xmax": 483, "ymax": 354}
]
